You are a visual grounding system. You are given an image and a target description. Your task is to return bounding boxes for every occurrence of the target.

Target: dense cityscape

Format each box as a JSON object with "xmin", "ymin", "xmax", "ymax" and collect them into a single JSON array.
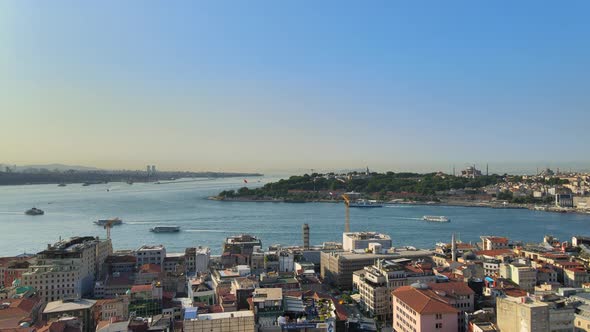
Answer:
[{"xmin": 3, "ymin": 195, "xmax": 590, "ymax": 332}]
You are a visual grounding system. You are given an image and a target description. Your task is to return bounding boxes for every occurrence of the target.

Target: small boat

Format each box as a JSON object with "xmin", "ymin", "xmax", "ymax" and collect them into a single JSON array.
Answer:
[
  {"xmin": 150, "ymin": 226, "xmax": 180, "ymax": 233},
  {"xmin": 25, "ymin": 208, "xmax": 44, "ymax": 216},
  {"xmin": 94, "ymin": 217, "xmax": 122, "ymax": 226},
  {"xmin": 349, "ymin": 199, "xmax": 383, "ymax": 208},
  {"xmin": 423, "ymin": 215, "xmax": 450, "ymax": 223},
  {"xmin": 58, "ymin": 183, "xmax": 67, "ymax": 187}
]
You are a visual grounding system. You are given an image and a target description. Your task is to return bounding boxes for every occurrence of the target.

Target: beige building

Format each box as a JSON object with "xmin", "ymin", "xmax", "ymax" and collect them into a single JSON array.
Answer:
[
  {"xmin": 184, "ymin": 310, "xmax": 255, "ymax": 332},
  {"xmin": 342, "ymin": 232, "xmax": 391, "ymax": 252},
  {"xmin": 320, "ymin": 249, "xmax": 433, "ymax": 290},
  {"xmin": 497, "ymin": 296, "xmax": 549, "ymax": 332},
  {"xmin": 352, "ymin": 259, "xmax": 435, "ymax": 321},
  {"xmin": 22, "ymin": 236, "xmax": 112, "ymax": 302},
  {"xmin": 480, "ymin": 236, "xmax": 510, "ymax": 251},
  {"xmin": 497, "ymin": 295, "xmax": 575, "ymax": 332},
  {"xmin": 500, "ymin": 263, "xmax": 537, "ymax": 293}
]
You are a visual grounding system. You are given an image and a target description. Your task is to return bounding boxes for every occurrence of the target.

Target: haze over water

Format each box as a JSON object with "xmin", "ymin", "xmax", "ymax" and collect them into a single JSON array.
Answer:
[{"xmin": 1, "ymin": 177, "xmax": 589, "ymax": 256}]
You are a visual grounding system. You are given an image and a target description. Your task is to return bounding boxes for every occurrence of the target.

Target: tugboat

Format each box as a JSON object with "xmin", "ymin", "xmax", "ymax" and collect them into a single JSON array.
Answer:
[
  {"xmin": 25, "ymin": 208, "xmax": 44, "ymax": 216},
  {"xmin": 94, "ymin": 217, "xmax": 123, "ymax": 226}
]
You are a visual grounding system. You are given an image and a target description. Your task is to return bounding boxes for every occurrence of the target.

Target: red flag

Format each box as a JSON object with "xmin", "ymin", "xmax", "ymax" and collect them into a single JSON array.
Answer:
[{"xmin": 243, "ymin": 179, "xmax": 248, "ymax": 183}]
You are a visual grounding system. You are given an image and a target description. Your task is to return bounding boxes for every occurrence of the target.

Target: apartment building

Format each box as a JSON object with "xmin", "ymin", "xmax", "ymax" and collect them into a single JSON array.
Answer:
[
  {"xmin": 22, "ymin": 236, "xmax": 112, "ymax": 302},
  {"xmin": 342, "ymin": 232, "xmax": 392, "ymax": 252},
  {"xmin": 392, "ymin": 284, "xmax": 458, "ymax": 332},
  {"xmin": 352, "ymin": 259, "xmax": 435, "ymax": 321},
  {"xmin": 135, "ymin": 245, "xmax": 166, "ymax": 266}
]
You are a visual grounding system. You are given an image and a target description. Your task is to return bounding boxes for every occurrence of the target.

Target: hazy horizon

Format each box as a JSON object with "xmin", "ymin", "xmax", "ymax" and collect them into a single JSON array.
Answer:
[{"xmin": 2, "ymin": 1, "xmax": 589, "ymax": 171}]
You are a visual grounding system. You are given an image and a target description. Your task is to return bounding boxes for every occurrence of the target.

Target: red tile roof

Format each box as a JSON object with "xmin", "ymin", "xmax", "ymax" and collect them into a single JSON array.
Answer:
[
  {"xmin": 428, "ymin": 281, "xmax": 475, "ymax": 296},
  {"xmin": 393, "ymin": 286, "xmax": 458, "ymax": 315},
  {"xmin": 487, "ymin": 237, "xmax": 509, "ymax": 244},
  {"xmin": 475, "ymin": 249, "xmax": 514, "ymax": 257},
  {"xmin": 130, "ymin": 284, "xmax": 153, "ymax": 293}
]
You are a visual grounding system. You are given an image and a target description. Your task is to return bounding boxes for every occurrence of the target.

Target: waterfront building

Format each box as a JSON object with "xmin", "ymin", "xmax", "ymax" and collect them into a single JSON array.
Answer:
[
  {"xmin": 392, "ymin": 284, "xmax": 459, "ymax": 332},
  {"xmin": 163, "ymin": 253, "xmax": 185, "ymax": 273},
  {"xmin": 556, "ymin": 193, "xmax": 574, "ymax": 208},
  {"xmin": 342, "ymin": 232, "xmax": 392, "ymax": 252},
  {"xmin": 195, "ymin": 246, "xmax": 211, "ymax": 274},
  {"xmin": 135, "ymin": 245, "xmax": 166, "ymax": 266},
  {"xmin": 183, "ymin": 310, "xmax": 255, "ymax": 332},
  {"xmin": 22, "ymin": 236, "xmax": 112, "ymax": 302},
  {"xmin": 43, "ymin": 298, "xmax": 97, "ymax": 332},
  {"xmin": 480, "ymin": 236, "xmax": 510, "ymax": 251}
]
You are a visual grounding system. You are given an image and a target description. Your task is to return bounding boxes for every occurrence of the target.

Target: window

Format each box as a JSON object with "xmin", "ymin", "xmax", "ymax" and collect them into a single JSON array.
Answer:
[
  {"xmin": 435, "ymin": 323, "xmax": 443, "ymax": 329},
  {"xmin": 435, "ymin": 313, "xmax": 442, "ymax": 320}
]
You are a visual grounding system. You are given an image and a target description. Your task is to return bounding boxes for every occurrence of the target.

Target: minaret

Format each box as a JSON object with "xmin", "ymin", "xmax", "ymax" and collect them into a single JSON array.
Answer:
[
  {"xmin": 451, "ymin": 233, "xmax": 457, "ymax": 262},
  {"xmin": 303, "ymin": 224, "xmax": 310, "ymax": 250},
  {"xmin": 486, "ymin": 164, "xmax": 489, "ymax": 176}
]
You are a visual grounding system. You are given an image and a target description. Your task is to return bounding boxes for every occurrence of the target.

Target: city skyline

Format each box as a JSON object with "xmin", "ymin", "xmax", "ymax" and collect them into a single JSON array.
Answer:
[{"xmin": 2, "ymin": 1, "xmax": 589, "ymax": 172}]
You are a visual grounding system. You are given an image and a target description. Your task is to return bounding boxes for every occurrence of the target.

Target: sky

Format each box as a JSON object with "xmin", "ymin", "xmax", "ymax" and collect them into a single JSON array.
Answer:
[{"xmin": 1, "ymin": 1, "xmax": 589, "ymax": 174}]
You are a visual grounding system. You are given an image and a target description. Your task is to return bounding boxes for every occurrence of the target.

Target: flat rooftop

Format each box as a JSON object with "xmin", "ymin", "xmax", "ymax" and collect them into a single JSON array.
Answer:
[
  {"xmin": 44, "ymin": 298, "xmax": 97, "ymax": 313},
  {"xmin": 344, "ymin": 232, "xmax": 391, "ymax": 240},
  {"xmin": 191, "ymin": 310, "xmax": 254, "ymax": 320}
]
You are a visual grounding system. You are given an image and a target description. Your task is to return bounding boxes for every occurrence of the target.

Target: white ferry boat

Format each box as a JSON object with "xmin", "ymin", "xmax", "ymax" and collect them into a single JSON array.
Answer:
[
  {"xmin": 349, "ymin": 199, "xmax": 383, "ymax": 208},
  {"xmin": 150, "ymin": 226, "xmax": 181, "ymax": 233},
  {"xmin": 422, "ymin": 215, "xmax": 450, "ymax": 223},
  {"xmin": 94, "ymin": 217, "xmax": 122, "ymax": 226}
]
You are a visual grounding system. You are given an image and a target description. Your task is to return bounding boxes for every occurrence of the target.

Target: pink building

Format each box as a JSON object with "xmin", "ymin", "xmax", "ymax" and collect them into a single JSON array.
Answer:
[{"xmin": 392, "ymin": 285, "xmax": 459, "ymax": 332}]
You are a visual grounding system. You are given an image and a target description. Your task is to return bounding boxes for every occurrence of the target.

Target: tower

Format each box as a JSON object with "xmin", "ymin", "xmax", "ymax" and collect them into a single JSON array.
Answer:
[
  {"xmin": 451, "ymin": 233, "xmax": 457, "ymax": 262},
  {"xmin": 302, "ymin": 224, "xmax": 310, "ymax": 250},
  {"xmin": 486, "ymin": 164, "xmax": 489, "ymax": 176}
]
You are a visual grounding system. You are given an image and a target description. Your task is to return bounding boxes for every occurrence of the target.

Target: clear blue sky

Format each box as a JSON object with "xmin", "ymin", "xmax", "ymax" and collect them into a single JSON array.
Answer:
[{"xmin": 1, "ymin": 1, "xmax": 589, "ymax": 173}]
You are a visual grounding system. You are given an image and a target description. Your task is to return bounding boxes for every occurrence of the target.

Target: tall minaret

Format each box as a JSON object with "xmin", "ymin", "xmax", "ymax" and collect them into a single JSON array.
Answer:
[{"xmin": 451, "ymin": 233, "xmax": 457, "ymax": 262}]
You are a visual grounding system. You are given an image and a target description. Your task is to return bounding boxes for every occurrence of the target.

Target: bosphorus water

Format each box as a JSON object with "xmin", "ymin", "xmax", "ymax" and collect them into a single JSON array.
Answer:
[{"xmin": 1, "ymin": 177, "xmax": 590, "ymax": 256}]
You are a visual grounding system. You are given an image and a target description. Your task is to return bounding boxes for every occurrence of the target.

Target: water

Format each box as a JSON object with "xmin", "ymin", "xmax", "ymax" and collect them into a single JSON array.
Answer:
[{"xmin": 1, "ymin": 177, "xmax": 590, "ymax": 256}]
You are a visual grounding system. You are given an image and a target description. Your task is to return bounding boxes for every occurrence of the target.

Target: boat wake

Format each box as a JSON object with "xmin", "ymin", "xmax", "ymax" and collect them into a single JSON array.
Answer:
[{"xmin": 390, "ymin": 216, "xmax": 423, "ymax": 221}]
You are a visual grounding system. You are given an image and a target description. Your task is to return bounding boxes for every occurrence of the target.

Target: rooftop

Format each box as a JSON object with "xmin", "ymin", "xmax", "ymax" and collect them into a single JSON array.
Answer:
[
  {"xmin": 190, "ymin": 310, "xmax": 254, "ymax": 321},
  {"xmin": 137, "ymin": 245, "xmax": 165, "ymax": 251},
  {"xmin": 393, "ymin": 286, "xmax": 458, "ymax": 314},
  {"xmin": 344, "ymin": 232, "xmax": 391, "ymax": 241},
  {"xmin": 252, "ymin": 288, "xmax": 282, "ymax": 302},
  {"xmin": 43, "ymin": 298, "xmax": 97, "ymax": 314}
]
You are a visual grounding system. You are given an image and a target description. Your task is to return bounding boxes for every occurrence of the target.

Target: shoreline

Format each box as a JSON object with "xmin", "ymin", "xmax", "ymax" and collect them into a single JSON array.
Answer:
[{"xmin": 209, "ymin": 196, "xmax": 590, "ymax": 215}]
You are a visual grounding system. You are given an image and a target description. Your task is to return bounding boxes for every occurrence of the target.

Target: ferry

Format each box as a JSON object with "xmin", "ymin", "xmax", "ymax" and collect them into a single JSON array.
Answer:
[
  {"xmin": 94, "ymin": 217, "xmax": 123, "ymax": 226},
  {"xmin": 150, "ymin": 226, "xmax": 181, "ymax": 233},
  {"xmin": 25, "ymin": 208, "xmax": 44, "ymax": 216},
  {"xmin": 423, "ymin": 215, "xmax": 450, "ymax": 223},
  {"xmin": 349, "ymin": 199, "xmax": 383, "ymax": 208}
]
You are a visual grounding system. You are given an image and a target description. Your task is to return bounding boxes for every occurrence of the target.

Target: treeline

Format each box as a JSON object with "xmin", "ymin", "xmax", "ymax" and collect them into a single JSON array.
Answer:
[{"xmin": 218, "ymin": 172, "xmax": 505, "ymax": 199}]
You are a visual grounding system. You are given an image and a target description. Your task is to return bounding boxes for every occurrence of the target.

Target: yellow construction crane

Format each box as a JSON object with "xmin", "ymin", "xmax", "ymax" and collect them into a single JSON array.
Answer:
[
  {"xmin": 341, "ymin": 194, "xmax": 350, "ymax": 232},
  {"xmin": 103, "ymin": 218, "xmax": 119, "ymax": 240}
]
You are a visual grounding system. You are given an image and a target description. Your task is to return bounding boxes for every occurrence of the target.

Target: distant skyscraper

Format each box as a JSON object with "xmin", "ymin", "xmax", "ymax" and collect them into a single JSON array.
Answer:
[
  {"xmin": 146, "ymin": 165, "xmax": 151, "ymax": 174},
  {"xmin": 151, "ymin": 165, "xmax": 156, "ymax": 173}
]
